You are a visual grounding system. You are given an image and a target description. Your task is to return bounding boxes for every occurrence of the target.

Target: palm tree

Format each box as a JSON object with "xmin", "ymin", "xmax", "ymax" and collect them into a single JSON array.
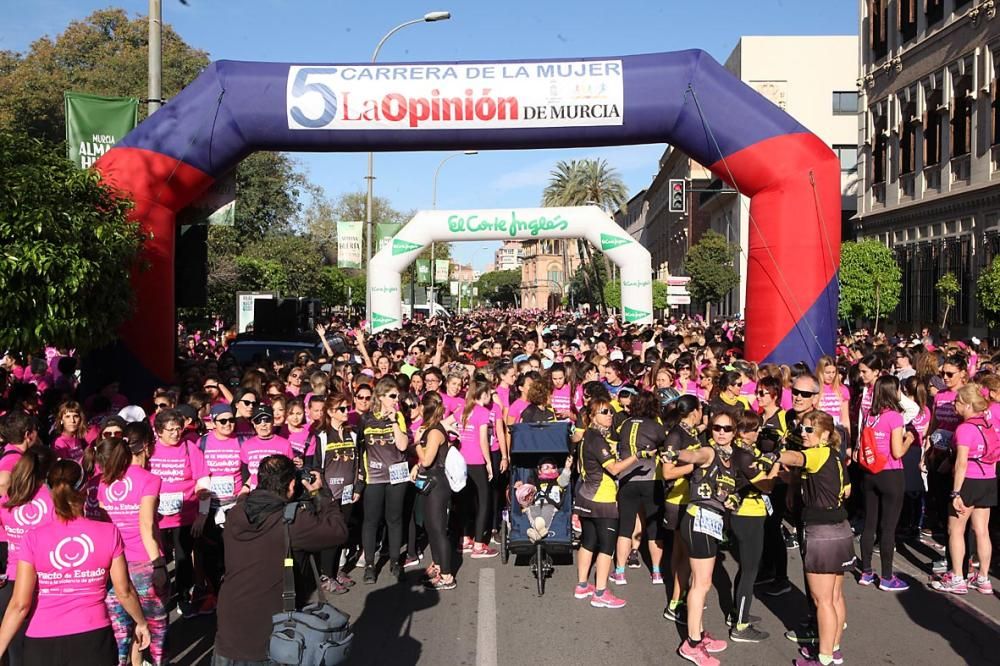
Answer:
[{"xmin": 541, "ymin": 159, "xmax": 628, "ymax": 311}]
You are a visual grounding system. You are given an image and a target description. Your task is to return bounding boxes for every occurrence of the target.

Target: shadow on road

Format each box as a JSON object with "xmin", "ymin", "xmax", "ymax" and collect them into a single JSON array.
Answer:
[
  {"xmin": 347, "ymin": 576, "xmax": 440, "ymax": 665},
  {"xmin": 895, "ymin": 580, "xmax": 1000, "ymax": 664}
]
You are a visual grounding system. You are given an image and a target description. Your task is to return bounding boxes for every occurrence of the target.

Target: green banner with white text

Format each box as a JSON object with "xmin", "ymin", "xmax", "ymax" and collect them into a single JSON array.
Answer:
[
  {"xmin": 416, "ymin": 259, "xmax": 431, "ymax": 285},
  {"xmin": 375, "ymin": 223, "xmax": 401, "ymax": 255},
  {"xmin": 64, "ymin": 91, "xmax": 138, "ymax": 169}
]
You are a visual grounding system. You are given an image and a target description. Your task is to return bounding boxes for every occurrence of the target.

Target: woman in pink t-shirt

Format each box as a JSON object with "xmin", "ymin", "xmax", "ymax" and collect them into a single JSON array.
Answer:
[
  {"xmin": 505, "ymin": 373, "xmax": 534, "ymax": 427},
  {"xmin": 457, "ymin": 381, "xmax": 496, "ymax": 559},
  {"xmin": 857, "ymin": 376, "xmax": 911, "ymax": 590},
  {"xmin": 932, "ymin": 384, "xmax": 996, "ymax": 595},
  {"xmin": 280, "ymin": 398, "xmax": 309, "ymax": 456},
  {"xmin": 0, "ymin": 448, "xmax": 55, "ymax": 663},
  {"xmin": 0, "ymin": 460, "xmax": 149, "ymax": 665},
  {"xmin": 816, "ymin": 356, "xmax": 850, "ymax": 432},
  {"xmin": 98, "ymin": 424, "xmax": 167, "ymax": 666},
  {"xmin": 52, "ymin": 401, "xmax": 87, "ymax": 463}
]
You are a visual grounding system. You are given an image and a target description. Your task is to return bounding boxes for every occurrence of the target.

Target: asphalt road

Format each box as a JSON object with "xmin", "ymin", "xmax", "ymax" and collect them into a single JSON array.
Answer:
[{"xmin": 165, "ymin": 531, "xmax": 999, "ymax": 666}]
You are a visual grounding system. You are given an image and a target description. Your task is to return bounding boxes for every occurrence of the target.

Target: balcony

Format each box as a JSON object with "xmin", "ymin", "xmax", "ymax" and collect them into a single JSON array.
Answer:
[
  {"xmin": 924, "ymin": 164, "xmax": 942, "ymax": 194},
  {"xmin": 899, "ymin": 172, "xmax": 915, "ymax": 200},
  {"xmin": 871, "ymin": 181, "xmax": 886, "ymax": 206},
  {"xmin": 950, "ymin": 154, "xmax": 971, "ymax": 187}
]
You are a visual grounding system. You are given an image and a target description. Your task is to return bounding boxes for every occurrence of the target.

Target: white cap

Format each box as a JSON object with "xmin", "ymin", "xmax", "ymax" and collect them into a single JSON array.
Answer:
[
  {"xmin": 118, "ymin": 405, "xmax": 146, "ymax": 423},
  {"xmin": 972, "ymin": 336, "xmax": 981, "ymax": 346},
  {"xmin": 609, "ymin": 349, "xmax": 624, "ymax": 361}
]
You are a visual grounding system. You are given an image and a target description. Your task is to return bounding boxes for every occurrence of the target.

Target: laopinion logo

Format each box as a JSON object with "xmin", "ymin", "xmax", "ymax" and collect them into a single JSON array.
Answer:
[
  {"xmin": 12, "ymin": 499, "xmax": 48, "ymax": 527},
  {"xmin": 49, "ymin": 534, "xmax": 94, "ymax": 571}
]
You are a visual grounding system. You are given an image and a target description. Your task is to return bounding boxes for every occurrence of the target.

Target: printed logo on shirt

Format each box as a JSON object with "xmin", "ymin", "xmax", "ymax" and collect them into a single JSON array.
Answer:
[
  {"xmin": 105, "ymin": 478, "xmax": 133, "ymax": 503},
  {"xmin": 49, "ymin": 534, "xmax": 94, "ymax": 570},
  {"xmin": 12, "ymin": 499, "xmax": 48, "ymax": 527}
]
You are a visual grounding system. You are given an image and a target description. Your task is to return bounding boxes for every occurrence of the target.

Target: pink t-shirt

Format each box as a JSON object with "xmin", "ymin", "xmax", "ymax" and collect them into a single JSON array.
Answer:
[
  {"xmin": 911, "ymin": 406, "xmax": 931, "ymax": 448},
  {"xmin": 495, "ymin": 385, "xmax": 511, "ymax": 411},
  {"xmin": 0, "ymin": 485, "xmax": 55, "ymax": 579},
  {"xmin": 240, "ymin": 435, "xmax": 293, "ymax": 489},
  {"xmin": 954, "ymin": 420, "xmax": 998, "ymax": 480},
  {"xmin": 551, "ymin": 385, "xmax": 574, "ymax": 415},
  {"xmin": 201, "ymin": 433, "xmax": 243, "ymax": 504},
  {"xmin": 818, "ymin": 385, "xmax": 849, "ymax": 425},
  {"xmin": 779, "ymin": 387, "xmax": 794, "ymax": 411},
  {"xmin": 458, "ymin": 405, "xmax": 491, "ymax": 466},
  {"xmin": 52, "ymin": 434, "xmax": 86, "ymax": 462},
  {"xmin": 675, "ymin": 379, "xmax": 699, "ymax": 397},
  {"xmin": 97, "ymin": 465, "xmax": 162, "ymax": 563},
  {"xmin": 508, "ymin": 398, "xmax": 529, "ymax": 424},
  {"xmin": 864, "ymin": 410, "xmax": 905, "ymax": 471},
  {"xmin": 0, "ymin": 444, "xmax": 24, "ymax": 474},
  {"xmin": 933, "ymin": 390, "xmax": 961, "ymax": 433},
  {"xmin": 859, "ymin": 384, "xmax": 874, "ymax": 422},
  {"xmin": 489, "ymin": 402, "xmax": 504, "ymax": 452},
  {"xmin": 148, "ymin": 440, "xmax": 209, "ymax": 529},
  {"xmin": 441, "ymin": 394, "xmax": 465, "ymax": 419},
  {"xmin": 19, "ymin": 518, "xmax": 124, "ymax": 638},
  {"xmin": 284, "ymin": 427, "xmax": 310, "ymax": 456}
]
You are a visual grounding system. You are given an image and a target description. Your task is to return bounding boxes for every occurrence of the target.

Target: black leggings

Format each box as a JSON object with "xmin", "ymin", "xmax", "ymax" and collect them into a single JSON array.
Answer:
[
  {"xmin": 730, "ymin": 514, "xmax": 766, "ymax": 625},
  {"xmin": 423, "ymin": 471, "xmax": 453, "ymax": 576},
  {"xmin": 580, "ymin": 516, "xmax": 617, "ymax": 556},
  {"xmin": 362, "ymin": 483, "xmax": 407, "ymax": 565},
  {"xmin": 462, "ymin": 465, "xmax": 492, "ymax": 545},
  {"xmin": 321, "ymin": 503, "xmax": 355, "ymax": 578},
  {"xmin": 860, "ymin": 469, "xmax": 905, "ymax": 578},
  {"xmin": 761, "ymin": 483, "xmax": 788, "ymax": 582},
  {"xmin": 0, "ymin": 582, "xmax": 26, "ymax": 665},
  {"xmin": 616, "ymin": 480, "xmax": 665, "ymax": 541},
  {"xmin": 161, "ymin": 524, "xmax": 194, "ymax": 601}
]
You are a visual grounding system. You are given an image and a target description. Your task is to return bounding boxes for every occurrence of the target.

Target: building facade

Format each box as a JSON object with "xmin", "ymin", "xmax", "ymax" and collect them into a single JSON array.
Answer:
[
  {"xmin": 493, "ymin": 241, "xmax": 524, "ymax": 272},
  {"xmin": 519, "ymin": 239, "xmax": 582, "ymax": 310},
  {"xmin": 856, "ymin": 0, "xmax": 1000, "ymax": 334}
]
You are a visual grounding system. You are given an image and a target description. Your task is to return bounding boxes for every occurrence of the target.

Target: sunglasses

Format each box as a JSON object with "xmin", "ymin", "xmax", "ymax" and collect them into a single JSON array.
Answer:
[
  {"xmin": 239, "ymin": 399, "xmax": 258, "ymax": 407},
  {"xmin": 597, "ymin": 408, "xmax": 612, "ymax": 415},
  {"xmin": 712, "ymin": 424, "xmax": 735, "ymax": 433},
  {"xmin": 386, "ymin": 393, "xmax": 399, "ymax": 400},
  {"xmin": 356, "ymin": 395, "xmax": 372, "ymax": 401},
  {"xmin": 102, "ymin": 430, "xmax": 124, "ymax": 439},
  {"xmin": 403, "ymin": 402, "xmax": 417, "ymax": 410},
  {"xmin": 333, "ymin": 406, "xmax": 350, "ymax": 413},
  {"xmin": 800, "ymin": 425, "xmax": 816, "ymax": 434},
  {"xmin": 290, "ymin": 374, "xmax": 302, "ymax": 380},
  {"xmin": 678, "ymin": 365, "xmax": 690, "ymax": 371},
  {"xmin": 791, "ymin": 388, "xmax": 817, "ymax": 398},
  {"xmin": 154, "ymin": 402, "xmax": 170, "ymax": 409},
  {"xmin": 214, "ymin": 417, "xmax": 235, "ymax": 425},
  {"xmin": 941, "ymin": 371, "xmax": 957, "ymax": 379},
  {"xmin": 253, "ymin": 416, "xmax": 274, "ymax": 424},
  {"xmin": 756, "ymin": 390, "xmax": 770, "ymax": 397}
]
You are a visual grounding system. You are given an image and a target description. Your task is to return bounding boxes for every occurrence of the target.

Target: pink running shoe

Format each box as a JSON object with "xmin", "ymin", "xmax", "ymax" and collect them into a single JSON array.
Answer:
[
  {"xmin": 460, "ymin": 537, "xmax": 474, "ymax": 553},
  {"xmin": 574, "ymin": 582, "xmax": 595, "ymax": 599},
  {"xmin": 470, "ymin": 545, "xmax": 499, "ymax": 559},
  {"xmin": 590, "ymin": 589, "xmax": 627, "ymax": 609},
  {"xmin": 678, "ymin": 639, "xmax": 719, "ymax": 666},
  {"xmin": 699, "ymin": 632, "xmax": 727, "ymax": 654},
  {"xmin": 969, "ymin": 575, "xmax": 993, "ymax": 594},
  {"xmin": 931, "ymin": 572, "xmax": 968, "ymax": 595},
  {"xmin": 609, "ymin": 571, "xmax": 627, "ymax": 585}
]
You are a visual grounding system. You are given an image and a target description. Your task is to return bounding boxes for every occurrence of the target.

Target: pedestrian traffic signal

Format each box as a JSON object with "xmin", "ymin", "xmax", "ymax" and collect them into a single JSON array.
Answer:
[{"xmin": 669, "ymin": 179, "xmax": 686, "ymax": 213}]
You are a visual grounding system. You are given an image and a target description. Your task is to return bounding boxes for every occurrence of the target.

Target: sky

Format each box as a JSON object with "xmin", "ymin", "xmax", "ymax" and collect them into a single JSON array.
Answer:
[{"xmin": 3, "ymin": 0, "xmax": 858, "ymax": 270}]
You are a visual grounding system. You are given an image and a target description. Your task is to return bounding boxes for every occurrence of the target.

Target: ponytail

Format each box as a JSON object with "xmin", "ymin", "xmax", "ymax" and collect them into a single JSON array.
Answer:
[
  {"xmin": 5, "ymin": 447, "xmax": 53, "ymax": 508},
  {"xmin": 48, "ymin": 459, "xmax": 85, "ymax": 521},
  {"xmin": 101, "ymin": 438, "xmax": 133, "ymax": 485}
]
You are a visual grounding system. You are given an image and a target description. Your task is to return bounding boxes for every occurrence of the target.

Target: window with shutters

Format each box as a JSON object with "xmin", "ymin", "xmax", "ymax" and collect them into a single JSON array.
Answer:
[
  {"xmin": 924, "ymin": 89, "xmax": 943, "ymax": 165},
  {"xmin": 870, "ymin": 1, "xmax": 888, "ymax": 60},
  {"xmin": 951, "ymin": 76, "xmax": 972, "ymax": 157},
  {"xmin": 872, "ymin": 113, "xmax": 887, "ymax": 184},
  {"xmin": 899, "ymin": 0, "xmax": 917, "ymax": 42},
  {"xmin": 925, "ymin": 0, "xmax": 944, "ymax": 26},
  {"xmin": 993, "ymin": 55, "xmax": 1000, "ymax": 146},
  {"xmin": 900, "ymin": 101, "xmax": 917, "ymax": 174}
]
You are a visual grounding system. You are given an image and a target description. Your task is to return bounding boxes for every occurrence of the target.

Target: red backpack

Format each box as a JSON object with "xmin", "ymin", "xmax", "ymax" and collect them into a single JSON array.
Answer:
[{"xmin": 858, "ymin": 415, "xmax": 888, "ymax": 474}]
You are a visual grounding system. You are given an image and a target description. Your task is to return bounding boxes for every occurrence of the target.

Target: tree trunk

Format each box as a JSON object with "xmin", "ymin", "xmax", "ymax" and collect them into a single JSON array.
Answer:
[
  {"xmin": 705, "ymin": 301, "xmax": 711, "ymax": 322},
  {"xmin": 941, "ymin": 302, "xmax": 950, "ymax": 330},
  {"xmin": 873, "ymin": 284, "xmax": 882, "ymax": 336}
]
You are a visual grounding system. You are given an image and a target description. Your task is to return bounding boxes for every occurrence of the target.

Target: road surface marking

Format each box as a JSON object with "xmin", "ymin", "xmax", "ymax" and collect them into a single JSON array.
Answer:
[{"xmin": 477, "ymin": 567, "xmax": 498, "ymax": 666}]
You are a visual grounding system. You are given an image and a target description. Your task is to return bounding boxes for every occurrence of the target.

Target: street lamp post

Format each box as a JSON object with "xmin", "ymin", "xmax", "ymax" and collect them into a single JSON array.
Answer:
[
  {"xmin": 365, "ymin": 11, "xmax": 451, "ymax": 327},
  {"xmin": 429, "ymin": 150, "xmax": 477, "ymax": 311}
]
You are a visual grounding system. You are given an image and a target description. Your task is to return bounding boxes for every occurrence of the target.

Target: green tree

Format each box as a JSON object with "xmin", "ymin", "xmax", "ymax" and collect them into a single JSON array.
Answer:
[
  {"xmin": 838, "ymin": 240, "xmax": 902, "ymax": 333},
  {"xmin": 936, "ymin": 272, "xmax": 960, "ymax": 330},
  {"xmin": 977, "ymin": 257, "xmax": 1000, "ymax": 330},
  {"xmin": 477, "ymin": 269, "xmax": 521, "ymax": 305},
  {"xmin": 683, "ymin": 231, "xmax": 740, "ymax": 320},
  {"xmin": 233, "ymin": 153, "xmax": 306, "ymax": 243},
  {"xmin": 0, "ymin": 8, "xmax": 209, "ymax": 142},
  {"xmin": 541, "ymin": 159, "xmax": 628, "ymax": 310},
  {"xmin": 602, "ymin": 281, "xmax": 668, "ymax": 312},
  {"xmin": 569, "ymin": 258, "xmax": 609, "ymax": 307},
  {"xmin": 0, "ymin": 131, "xmax": 144, "ymax": 351}
]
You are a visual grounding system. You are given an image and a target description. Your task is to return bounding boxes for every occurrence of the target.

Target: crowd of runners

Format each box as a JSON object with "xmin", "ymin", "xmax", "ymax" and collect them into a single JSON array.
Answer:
[{"xmin": 0, "ymin": 309, "xmax": 997, "ymax": 666}]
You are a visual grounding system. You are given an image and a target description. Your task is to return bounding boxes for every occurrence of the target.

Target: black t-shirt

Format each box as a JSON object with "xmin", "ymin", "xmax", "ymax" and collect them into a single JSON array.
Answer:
[
  {"xmin": 419, "ymin": 423, "xmax": 450, "ymax": 473},
  {"xmin": 617, "ymin": 417, "xmax": 667, "ymax": 483}
]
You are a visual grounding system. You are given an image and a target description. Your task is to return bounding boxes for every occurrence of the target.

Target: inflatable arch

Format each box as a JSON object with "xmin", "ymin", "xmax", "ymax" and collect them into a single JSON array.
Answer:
[
  {"xmin": 369, "ymin": 206, "xmax": 653, "ymax": 330},
  {"xmin": 95, "ymin": 50, "xmax": 840, "ymax": 389}
]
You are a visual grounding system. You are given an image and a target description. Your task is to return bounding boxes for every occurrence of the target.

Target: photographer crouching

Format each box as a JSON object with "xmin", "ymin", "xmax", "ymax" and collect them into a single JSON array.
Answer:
[{"xmin": 214, "ymin": 455, "xmax": 347, "ymax": 665}]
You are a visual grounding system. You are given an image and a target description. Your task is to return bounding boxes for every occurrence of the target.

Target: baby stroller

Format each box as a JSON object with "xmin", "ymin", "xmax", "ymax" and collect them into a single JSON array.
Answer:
[{"xmin": 500, "ymin": 421, "xmax": 573, "ymax": 595}]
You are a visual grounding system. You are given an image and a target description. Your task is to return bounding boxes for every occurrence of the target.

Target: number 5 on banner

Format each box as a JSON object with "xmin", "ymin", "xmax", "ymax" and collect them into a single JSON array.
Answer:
[{"xmin": 289, "ymin": 67, "xmax": 337, "ymax": 128}]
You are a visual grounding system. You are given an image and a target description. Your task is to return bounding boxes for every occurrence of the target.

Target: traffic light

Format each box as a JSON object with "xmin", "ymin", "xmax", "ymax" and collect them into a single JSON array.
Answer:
[{"xmin": 668, "ymin": 179, "xmax": 686, "ymax": 213}]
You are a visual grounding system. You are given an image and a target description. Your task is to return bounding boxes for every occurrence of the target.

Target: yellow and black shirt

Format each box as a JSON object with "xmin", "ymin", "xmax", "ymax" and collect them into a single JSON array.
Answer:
[
  {"xmin": 799, "ymin": 446, "xmax": 851, "ymax": 525},
  {"xmin": 359, "ymin": 411, "xmax": 407, "ymax": 484},
  {"xmin": 574, "ymin": 427, "xmax": 619, "ymax": 519},
  {"xmin": 617, "ymin": 417, "xmax": 667, "ymax": 483},
  {"xmin": 312, "ymin": 426, "xmax": 360, "ymax": 499},
  {"xmin": 731, "ymin": 443, "xmax": 769, "ymax": 517},
  {"xmin": 664, "ymin": 423, "xmax": 701, "ymax": 506},
  {"xmin": 686, "ymin": 442, "xmax": 738, "ymax": 516}
]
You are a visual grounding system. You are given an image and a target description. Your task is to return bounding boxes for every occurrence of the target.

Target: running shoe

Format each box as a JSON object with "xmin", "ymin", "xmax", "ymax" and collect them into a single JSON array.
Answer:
[
  {"xmin": 388, "ymin": 560, "xmax": 403, "ymax": 581},
  {"xmin": 725, "ymin": 613, "xmax": 761, "ymax": 627},
  {"xmin": 362, "ymin": 565, "xmax": 376, "ymax": 584},
  {"xmin": 784, "ymin": 624, "xmax": 819, "ymax": 644},
  {"xmin": 761, "ymin": 579, "xmax": 792, "ymax": 596},
  {"xmin": 969, "ymin": 575, "xmax": 994, "ymax": 594},
  {"xmin": 729, "ymin": 624, "xmax": 769, "ymax": 643},
  {"xmin": 699, "ymin": 632, "xmax": 727, "ymax": 653},
  {"xmin": 460, "ymin": 537, "xmax": 474, "ymax": 553},
  {"xmin": 799, "ymin": 646, "xmax": 845, "ymax": 665},
  {"xmin": 610, "ymin": 571, "xmax": 627, "ymax": 585},
  {"xmin": 574, "ymin": 582, "xmax": 595, "ymax": 599},
  {"xmin": 590, "ymin": 589, "xmax": 627, "ymax": 609},
  {"xmin": 930, "ymin": 572, "xmax": 968, "ymax": 595},
  {"xmin": 403, "ymin": 554, "xmax": 422, "ymax": 569},
  {"xmin": 335, "ymin": 572, "xmax": 355, "ymax": 588},
  {"xmin": 651, "ymin": 571, "xmax": 664, "ymax": 585},
  {"xmin": 857, "ymin": 570, "xmax": 877, "ymax": 586},
  {"xmin": 179, "ymin": 599, "xmax": 198, "ymax": 619},
  {"xmin": 878, "ymin": 575, "xmax": 909, "ymax": 591},
  {"xmin": 931, "ymin": 558, "xmax": 948, "ymax": 574},
  {"xmin": 470, "ymin": 545, "xmax": 499, "ymax": 559},
  {"xmin": 663, "ymin": 602, "xmax": 687, "ymax": 624},
  {"xmin": 678, "ymin": 640, "xmax": 719, "ymax": 666},
  {"xmin": 426, "ymin": 576, "xmax": 457, "ymax": 591},
  {"xmin": 627, "ymin": 549, "xmax": 641, "ymax": 568}
]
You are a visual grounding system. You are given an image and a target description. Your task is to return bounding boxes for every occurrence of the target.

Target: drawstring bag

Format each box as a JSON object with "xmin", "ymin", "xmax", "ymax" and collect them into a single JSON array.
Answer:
[
  {"xmin": 858, "ymin": 415, "xmax": 888, "ymax": 474},
  {"xmin": 269, "ymin": 503, "xmax": 353, "ymax": 666},
  {"xmin": 444, "ymin": 446, "xmax": 468, "ymax": 492}
]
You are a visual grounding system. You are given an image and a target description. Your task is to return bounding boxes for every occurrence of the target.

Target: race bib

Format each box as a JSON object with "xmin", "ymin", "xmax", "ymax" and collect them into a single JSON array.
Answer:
[
  {"xmin": 209, "ymin": 476, "xmax": 235, "ymax": 499},
  {"xmin": 388, "ymin": 462, "xmax": 410, "ymax": 485},
  {"xmin": 693, "ymin": 506, "xmax": 724, "ymax": 540},
  {"xmin": 340, "ymin": 483, "xmax": 355, "ymax": 505},
  {"xmin": 763, "ymin": 495, "xmax": 774, "ymax": 516},
  {"xmin": 158, "ymin": 491, "xmax": 184, "ymax": 516}
]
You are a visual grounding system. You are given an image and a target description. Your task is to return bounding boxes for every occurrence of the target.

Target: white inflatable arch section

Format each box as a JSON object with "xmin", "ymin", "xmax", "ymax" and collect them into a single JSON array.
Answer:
[{"xmin": 367, "ymin": 206, "xmax": 653, "ymax": 331}]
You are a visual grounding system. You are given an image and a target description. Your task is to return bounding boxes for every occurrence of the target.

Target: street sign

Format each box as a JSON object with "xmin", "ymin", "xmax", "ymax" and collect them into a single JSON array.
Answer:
[
  {"xmin": 667, "ymin": 294, "xmax": 691, "ymax": 306},
  {"xmin": 667, "ymin": 285, "xmax": 689, "ymax": 296}
]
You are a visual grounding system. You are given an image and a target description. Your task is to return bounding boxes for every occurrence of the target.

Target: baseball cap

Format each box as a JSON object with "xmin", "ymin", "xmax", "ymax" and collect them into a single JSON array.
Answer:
[
  {"xmin": 251, "ymin": 404, "xmax": 275, "ymax": 423},
  {"xmin": 118, "ymin": 405, "xmax": 146, "ymax": 423},
  {"xmin": 657, "ymin": 387, "xmax": 681, "ymax": 406},
  {"xmin": 210, "ymin": 403, "xmax": 234, "ymax": 419},
  {"xmin": 609, "ymin": 349, "xmax": 624, "ymax": 361},
  {"xmin": 617, "ymin": 384, "xmax": 639, "ymax": 397}
]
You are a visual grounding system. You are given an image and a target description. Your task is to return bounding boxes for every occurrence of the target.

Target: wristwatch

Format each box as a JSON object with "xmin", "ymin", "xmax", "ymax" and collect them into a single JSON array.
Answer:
[{"xmin": 949, "ymin": 490, "xmax": 962, "ymax": 499}]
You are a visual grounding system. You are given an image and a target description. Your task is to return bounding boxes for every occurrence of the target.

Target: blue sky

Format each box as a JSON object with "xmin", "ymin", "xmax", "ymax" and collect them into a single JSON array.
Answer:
[{"xmin": 4, "ymin": 0, "xmax": 857, "ymax": 270}]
